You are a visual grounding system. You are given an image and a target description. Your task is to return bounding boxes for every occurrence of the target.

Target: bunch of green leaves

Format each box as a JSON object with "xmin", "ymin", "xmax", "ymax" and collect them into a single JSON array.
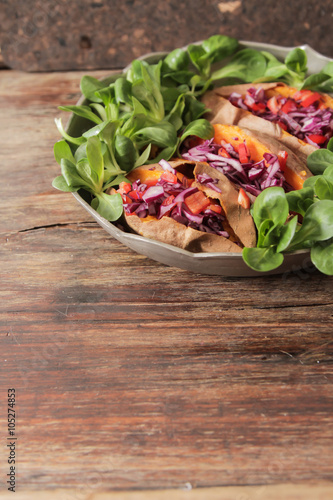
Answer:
[
  {"xmin": 300, "ymin": 61, "xmax": 333, "ymax": 93},
  {"xmin": 160, "ymin": 35, "xmax": 239, "ymax": 91},
  {"xmin": 52, "ymin": 61, "xmax": 217, "ymax": 218},
  {"xmin": 210, "ymin": 47, "xmax": 310, "ymax": 88},
  {"xmin": 52, "ymin": 35, "xmax": 244, "ymax": 219},
  {"xmin": 306, "ymin": 137, "xmax": 333, "ymax": 175},
  {"xmin": 162, "ymin": 39, "xmax": 333, "ymax": 93},
  {"xmin": 52, "ymin": 136, "xmax": 128, "ymax": 221},
  {"xmin": 242, "ymin": 157, "xmax": 333, "ymax": 275}
]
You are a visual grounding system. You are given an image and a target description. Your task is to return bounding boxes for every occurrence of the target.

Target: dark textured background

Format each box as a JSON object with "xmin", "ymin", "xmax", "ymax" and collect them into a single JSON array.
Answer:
[{"xmin": 0, "ymin": 0, "xmax": 332, "ymax": 72}]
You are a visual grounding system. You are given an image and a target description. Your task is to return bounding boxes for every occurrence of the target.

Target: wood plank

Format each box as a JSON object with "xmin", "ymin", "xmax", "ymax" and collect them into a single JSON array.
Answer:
[
  {"xmin": 0, "ymin": 69, "xmax": 112, "ymax": 233},
  {"xmin": 1, "ymin": 69, "xmax": 333, "ymax": 494},
  {"xmin": 1, "ymin": 484, "xmax": 333, "ymax": 500},
  {"xmin": 1, "ymin": 226, "xmax": 333, "ymax": 491}
]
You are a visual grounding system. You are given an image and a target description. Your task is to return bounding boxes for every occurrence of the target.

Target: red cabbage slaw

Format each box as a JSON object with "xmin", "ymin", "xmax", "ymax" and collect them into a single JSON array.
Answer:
[
  {"xmin": 228, "ymin": 87, "xmax": 333, "ymax": 148},
  {"xmin": 182, "ymin": 138, "xmax": 289, "ymax": 197},
  {"xmin": 123, "ymin": 162, "xmax": 230, "ymax": 238}
]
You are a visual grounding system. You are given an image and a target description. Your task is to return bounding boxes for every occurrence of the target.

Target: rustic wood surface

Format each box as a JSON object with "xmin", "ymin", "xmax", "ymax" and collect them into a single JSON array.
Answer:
[
  {"xmin": 1, "ymin": 67, "xmax": 333, "ymax": 498},
  {"xmin": 1, "ymin": 0, "xmax": 333, "ymax": 72},
  {"xmin": 1, "ymin": 484, "xmax": 333, "ymax": 500}
]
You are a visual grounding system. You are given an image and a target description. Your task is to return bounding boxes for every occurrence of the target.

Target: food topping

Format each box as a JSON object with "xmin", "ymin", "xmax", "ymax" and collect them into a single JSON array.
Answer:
[
  {"xmin": 228, "ymin": 87, "xmax": 333, "ymax": 148},
  {"xmin": 182, "ymin": 137, "xmax": 289, "ymax": 197},
  {"xmin": 120, "ymin": 162, "xmax": 230, "ymax": 238}
]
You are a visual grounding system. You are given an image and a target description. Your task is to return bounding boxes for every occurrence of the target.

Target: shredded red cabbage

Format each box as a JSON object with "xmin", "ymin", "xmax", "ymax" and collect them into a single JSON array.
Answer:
[
  {"xmin": 123, "ymin": 162, "xmax": 230, "ymax": 238},
  {"xmin": 228, "ymin": 88, "xmax": 333, "ymax": 148},
  {"xmin": 182, "ymin": 139, "xmax": 289, "ymax": 196}
]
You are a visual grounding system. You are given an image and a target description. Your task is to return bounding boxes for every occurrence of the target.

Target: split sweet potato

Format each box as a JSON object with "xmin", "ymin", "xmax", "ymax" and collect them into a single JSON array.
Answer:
[
  {"xmin": 125, "ymin": 214, "xmax": 243, "ymax": 253},
  {"xmin": 192, "ymin": 162, "xmax": 256, "ymax": 248},
  {"xmin": 211, "ymin": 123, "xmax": 312, "ymax": 190},
  {"xmin": 201, "ymin": 82, "xmax": 319, "ymax": 166},
  {"xmin": 124, "ymin": 159, "xmax": 255, "ymax": 253}
]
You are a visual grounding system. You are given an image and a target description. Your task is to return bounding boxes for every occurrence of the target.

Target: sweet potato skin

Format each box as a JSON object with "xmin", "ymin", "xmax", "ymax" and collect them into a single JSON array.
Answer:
[
  {"xmin": 193, "ymin": 162, "xmax": 257, "ymax": 248},
  {"xmin": 125, "ymin": 214, "xmax": 243, "ymax": 253}
]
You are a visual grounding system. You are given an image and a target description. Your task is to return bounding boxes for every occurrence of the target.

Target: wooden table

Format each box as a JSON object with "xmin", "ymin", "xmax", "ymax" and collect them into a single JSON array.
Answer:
[{"xmin": 1, "ymin": 67, "xmax": 333, "ymax": 499}]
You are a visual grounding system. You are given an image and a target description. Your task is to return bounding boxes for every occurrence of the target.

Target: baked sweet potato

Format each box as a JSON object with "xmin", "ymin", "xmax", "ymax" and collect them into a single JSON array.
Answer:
[
  {"xmin": 192, "ymin": 162, "xmax": 256, "ymax": 248},
  {"xmin": 211, "ymin": 123, "xmax": 312, "ymax": 190},
  {"xmin": 123, "ymin": 159, "xmax": 256, "ymax": 253},
  {"xmin": 125, "ymin": 214, "xmax": 243, "ymax": 253},
  {"xmin": 201, "ymin": 82, "xmax": 333, "ymax": 165}
]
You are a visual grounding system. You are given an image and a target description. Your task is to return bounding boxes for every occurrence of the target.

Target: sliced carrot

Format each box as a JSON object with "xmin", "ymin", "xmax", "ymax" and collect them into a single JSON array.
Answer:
[
  {"xmin": 161, "ymin": 194, "xmax": 175, "ymax": 206},
  {"xmin": 293, "ymin": 89, "xmax": 313, "ymax": 101},
  {"xmin": 237, "ymin": 188, "xmax": 250, "ymax": 210},
  {"xmin": 281, "ymin": 99, "xmax": 296, "ymax": 114},
  {"xmin": 267, "ymin": 96, "xmax": 281, "ymax": 114},
  {"xmin": 159, "ymin": 194, "xmax": 175, "ymax": 216},
  {"xmin": 160, "ymin": 171, "xmax": 178, "ymax": 184},
  {"xmin": 300, "ymin": 92, "xmax": 321, "ymax": 108},
  {"xmin": 117, "ymin": 181, "xmax": 132, "ymax": 194},
  {"xmin": 218, "ymin": 147, "xmax": 231, "ymax": 158},
  {"xmin": 251, "ymin": 102, "xmax": 266, "ymax": 112},
  {"xmin": 277, "ymin": 151, "xmax": 288, "ymax": 172},
  {"xmin": 128, "ymin": 190, "xmax": 142, "ymax": 200},
  {"xmin": 184, "ymin": 190, "xmax": 210, "ymax": 215},
  {"xmin": 119, "ymin": 194, "xmax": 132, "ymax": 204},
  {"xmin": 238, "ymin": 142, "xmax": 250, "ymax": 163},
  {"xmin": 244, "ymin": 96, "xmax": 266, "ymax": 113},
  {"xmin": 208, "ymin": 203, "xmax": 222, "ymax": 214},
  {"xmin": 307, "ymin": 134, "xmax": 327, "ymax": 145}
]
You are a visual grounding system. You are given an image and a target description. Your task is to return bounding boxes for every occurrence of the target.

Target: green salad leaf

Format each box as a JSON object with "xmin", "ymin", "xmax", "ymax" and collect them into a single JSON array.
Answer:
[{"xmin": 243, "ymin": 164, "xmax": 333, "ymax": 275}]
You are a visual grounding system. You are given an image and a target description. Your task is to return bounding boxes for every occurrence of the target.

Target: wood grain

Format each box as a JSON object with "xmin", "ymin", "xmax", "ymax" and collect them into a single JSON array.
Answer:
[
  {"xmin": 1, "ymin": 484, "xmax": 333, "ymax": 500},
  {"xmin": 1, "ymin": 68, "xmax": 333, "ymax": 495}
]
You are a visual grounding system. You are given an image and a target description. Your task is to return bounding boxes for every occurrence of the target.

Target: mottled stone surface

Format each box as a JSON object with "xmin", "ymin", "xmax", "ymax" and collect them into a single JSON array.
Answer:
[{"xmin": 0, "ymin": 0, "xmax": 332, "ymax": 72}]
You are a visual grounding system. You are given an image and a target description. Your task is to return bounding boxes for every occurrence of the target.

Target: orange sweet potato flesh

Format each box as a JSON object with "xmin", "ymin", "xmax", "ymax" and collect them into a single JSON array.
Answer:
[
  {"xmin": 126, "ymin": 164, "xmax": 164, "ymax": 187},
  {"xmin": 203, "ymin": 81, "xmax": 333, "ymax": 168},
  {"xmin": 126, "ymin": 159, "xmax": 196, "ymax": 186},
  {"xmin": 213, "ymin": 124, "xmax": 271, "ymax": 164},
  {"xmin": 212, "ymin": 124, "xmax": 310, "ymax": 190}
]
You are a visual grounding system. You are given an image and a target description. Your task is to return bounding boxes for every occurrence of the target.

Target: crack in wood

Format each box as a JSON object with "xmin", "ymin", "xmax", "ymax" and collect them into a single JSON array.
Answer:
[
  {"xmin": 17, "ymin": 221, "xmax": 97, "ymax": 233},
  {"xmin": 254, "ymin": 302, "xmax": 333, "ymax": 310}
]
